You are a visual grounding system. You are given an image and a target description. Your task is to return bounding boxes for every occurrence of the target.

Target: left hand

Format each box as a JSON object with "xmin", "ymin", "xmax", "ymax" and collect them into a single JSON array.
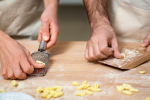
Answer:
[
  {"xmin": 38, "ymin": 3, "xmax": 59, "ymax": 49},
  {"xmin": 141, "ymin": 29, "xmax": 150, "ymax": 52}
]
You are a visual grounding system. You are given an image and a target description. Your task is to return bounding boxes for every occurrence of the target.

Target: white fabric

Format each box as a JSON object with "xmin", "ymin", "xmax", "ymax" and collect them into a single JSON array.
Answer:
[
  {"xmin": 0, "ymin": 0, "xmax": 44, "ymax": 40},
  {"xmin": 107, "ymin": 0, "xmax": 150, "ymax": 42}
]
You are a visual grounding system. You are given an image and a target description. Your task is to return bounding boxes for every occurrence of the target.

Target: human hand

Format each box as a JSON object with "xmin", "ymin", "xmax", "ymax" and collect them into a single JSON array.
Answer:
[
  {"xmin": 38, "ymin": 3, "xmax": 59, "ymax": 49},
  {"xmin": 85, "ymin": 25, "xmax": 123, "ymax": 61},
  {"xmin": 141, "ymin": 29, "xmax": 150, "ymax": 52},
  {"xmin": 0, "ymin": 31, "xmax": 44, "ymax": 79}
]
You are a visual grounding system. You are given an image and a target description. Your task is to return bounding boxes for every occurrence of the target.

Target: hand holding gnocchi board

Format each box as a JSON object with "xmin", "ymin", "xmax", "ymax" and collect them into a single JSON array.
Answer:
[{"xmin": 99, "ymin": 47, "xmax": 150, "ymax": 69}]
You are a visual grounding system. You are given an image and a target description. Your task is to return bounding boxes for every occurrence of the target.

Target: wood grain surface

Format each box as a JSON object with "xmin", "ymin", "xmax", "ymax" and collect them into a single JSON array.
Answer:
[{"xmin": 0, "ymin": 40, "xmax": 150, "ymax": 100}]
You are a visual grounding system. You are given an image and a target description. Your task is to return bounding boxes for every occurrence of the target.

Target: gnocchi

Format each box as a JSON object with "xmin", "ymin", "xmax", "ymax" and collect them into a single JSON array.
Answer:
[
  {"xmin": 85, "ymin": 90, "xmax": 93, "ymax": 95},
  {"xmin": 116, "ymin": 85, "xmax": 124, "ymax": 92},
  {"xmin": 129, "ymin": 88, "xmax": 139, "ymax": 93},
  {"xmin": 139, "ymin": 71, "xmax": 146, "ymax": 74},
  {"xmin": 11, "ymin": 80, "xmax": 18, "ymax": 87},
  {"xmin": 36, "ymin": 86, "xmax": 64, "ymax": 99},
  {"xmin": 122, "ymin": 90, "xmax": 132, "ymax": 95},
  {"xmin": 76, "ymin": 92, "xmax": 86, "ymax": 96},
  {"xmin": 72, "ymin": 81, "xmax": 79, "ymax": 86}
]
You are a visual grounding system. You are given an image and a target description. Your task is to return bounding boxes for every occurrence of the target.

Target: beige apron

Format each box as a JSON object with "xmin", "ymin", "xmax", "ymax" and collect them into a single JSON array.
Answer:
[
  {"xmin": 0, "ymin": 0, "xmax": 44, "ymax": 40},
  {"xmin": 107, "ymin": 0, "xmax": 150, "ymax": 42}
]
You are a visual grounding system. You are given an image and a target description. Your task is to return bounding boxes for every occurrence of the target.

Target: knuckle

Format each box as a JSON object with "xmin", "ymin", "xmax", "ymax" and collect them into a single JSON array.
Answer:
[
  {"xmin": 99, "ymin": 47, "xmax": 106, "ymax": 52},
  {"xmin": 8, "ymin": 73, "xmax": 13, "ymax": 78},
  {"xmin": 23, "ymin": 66, "xmax": 31, "ymax": 73},
  {"xmin": 26, "ymin": 51, "xmax": 31, "ymax": 56},
  {"xmin": 15, "ymin": 72, "xmax": 22, "ymax": 78},
  {"xmin": 41, "ymin": 18, "xmax": 49, "ymax": 23}
]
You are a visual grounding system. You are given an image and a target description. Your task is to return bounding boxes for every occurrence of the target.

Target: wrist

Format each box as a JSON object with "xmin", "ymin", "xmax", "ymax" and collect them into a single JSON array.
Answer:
[
  {"xmin": 90, "ymin": 17, "xmax": 111, "ymax": 31},
  {"xmin": 0, "ymin": 30, "xmax": 10, "ymax": 43},
  {"xmin": 44, "ymin": 0, "xmax": 59, "ymax": 9}
]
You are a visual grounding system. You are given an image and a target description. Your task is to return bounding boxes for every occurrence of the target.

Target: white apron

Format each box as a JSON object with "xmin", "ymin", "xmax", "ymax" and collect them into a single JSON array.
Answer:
[
  {"xmin": 107, "ymin": 0, "xmax": 150, "ymax": 42},
  {"xmin": 0, "ymin": 0, "xmax": 44, "ymax": 40}
]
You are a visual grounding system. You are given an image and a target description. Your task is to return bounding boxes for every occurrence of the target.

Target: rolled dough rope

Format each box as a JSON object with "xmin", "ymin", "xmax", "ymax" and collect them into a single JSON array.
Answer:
[
  {"xmin": 11, "ymin": 80, "xmax": 18, "ymax": 87},
  {"xmin": 139, "ymin": 71, "xmax": 146, "ymax": 74}
]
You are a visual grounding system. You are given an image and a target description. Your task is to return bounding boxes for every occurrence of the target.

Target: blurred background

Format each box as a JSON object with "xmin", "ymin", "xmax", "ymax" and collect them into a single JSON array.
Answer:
[{"xmin": 57, "ymin": 0, "xmax": 92, "ymax": 41}]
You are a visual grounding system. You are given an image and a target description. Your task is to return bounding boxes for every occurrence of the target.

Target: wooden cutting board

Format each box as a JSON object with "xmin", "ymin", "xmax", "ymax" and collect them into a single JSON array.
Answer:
[{"xmin": 0, "ymin": 40, "xmax": 150, "ymax": 100}]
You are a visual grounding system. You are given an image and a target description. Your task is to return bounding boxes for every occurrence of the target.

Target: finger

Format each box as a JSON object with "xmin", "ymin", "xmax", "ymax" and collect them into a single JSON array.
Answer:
[
  {"xmin": 111, "ymin": 38, "xmax": 123, "ymax": 59},
  {"xmin": 141, "ymin": 30, "xmax": 150, "ymax": 47},
  {"xmin": 2, "ymin": 67, "xmax": 9, "ymax": 79},
  {"xmin": 146, "ymin": 45, "xmax": 150, "ymax": 53},
  {"xmin": 24, "ymin": 49, "xmax": 45, "ymax": 68},
  {"xmin": 41, "ymin": 19, "xmax": 50, "ymax": 41},
  {"xmin": 88, "ymin": 46, "xmax": 99, "ymax": 61},
  {"xmin": 12, "ymin": 64, "xmax": 26, "ymax": 79},
  {"xmin": 7, "ymin": 67, "xmax": 16, "ymax": 79},
  {"xmin": 46, "ymin": 25, "xmax": 59, "ymax": 49},
  {"xmin": 98, "ymin": 40, "xmax": 113, "ymax": 56},
  {"xmin": 38, "ymin": 26, "xmax": 43, "ymax": 42},
  {"xmin": 20, "ymin": 57, "xmax": 34, "ymax": 74},
  {"xmin": 85, "ymin": 45, "xmax": 90, "ymax": 60}
]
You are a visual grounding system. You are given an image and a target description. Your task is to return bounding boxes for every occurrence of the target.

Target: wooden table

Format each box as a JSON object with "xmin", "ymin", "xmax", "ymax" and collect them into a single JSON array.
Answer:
[{"xmin": 0, "ymin": 40, "xmax": 150, "ymax": 100}]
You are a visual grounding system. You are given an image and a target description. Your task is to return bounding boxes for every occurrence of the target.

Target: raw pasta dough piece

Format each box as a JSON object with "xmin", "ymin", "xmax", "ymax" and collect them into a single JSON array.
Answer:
[
  {"xmin": 121, "ymin": 53, "xmax": 126, "ymax": 59},
  {"xmin": 76, "ymin": 92, "xmax": 86, "ymax": 96},
  {"xmin": 11, "ymin": 80, "xmax": 18, "ymax": 87},
  {"xmin": 47, "ymin": 91, "xmax": 57, "ymax": 99},
  {"xmin": 145, "ymin": 97, "xmax": 150, "ymax": 100},
  {"xmin": 36, "ymin": 60, "xmax": 45, "ymax": 67},
  {"xmin": 116, "ymin": 85, "xmax": 124, "ymax": 92},
  {"xmin": 37, "ymin": 86, "xmax": 44, "ymax": 94},
  {"xmin": 122, "ymin": 84, "xmax": 132, "ymax": 90},
  {"xmin": 82, "ymin": 80, "xmax": 87, "ymax": 85},
  {"xmin": 56, "ymin": 86, "xmax": 63, "ymax": 92},
  {"xmin": 0, "ymin": 89, "xmax": 6, "ymax": 93},
  {"xmin": 122, "ymin": 90, "xmax": 132, "ymax": 95},
  {"xmin": 85, "ymin": 90, "xmax": 93, "ymax": 95},
  {"xmin": 53, "ymin": 92, "xmax": 63, "ymax": 98},
  {"xmin": 139, "ymin": 71, "xmax": 146, "ymax": 74},
  {"xmin": 42, "ymin": 90, "xmax": 50, "ymax": 98},
  {"xmin": 91, "ymin": 88, "xmax": 101, "ymax": 92},
  {"xmin": 87, "ymin": 87, "xmax": 101, "ymax": 92},
  {"xmin": 72, "ymin": 81, "xmax": 79, "ymax": 86},
  {"xmin": 94, "ymin": 84, "xmax": 99, "ymax": 88},
  {"xmin": 129, "ymin": 88, "xmax": 139, "ymax": 93}
]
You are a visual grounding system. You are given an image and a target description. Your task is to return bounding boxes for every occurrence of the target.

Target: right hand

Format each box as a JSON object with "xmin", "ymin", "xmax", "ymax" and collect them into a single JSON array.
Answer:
[
  {"xmin": 0, "ymin": 30, "xmax": 44, "ymax": 79},
  {"xmin": 85, "ymin": 25, "xmax": 123, "ymax": 61}
]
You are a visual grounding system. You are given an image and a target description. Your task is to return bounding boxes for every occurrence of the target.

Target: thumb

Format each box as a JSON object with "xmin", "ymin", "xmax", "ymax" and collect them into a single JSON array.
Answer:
[
  {"xmin": 111, "ymin": 39, "xmax": 123, "ymax": 59},
  {"xmin": 42, "ymin": 19, "xmax": 50, "ymax": 41},
  {"xmin": 141, "ymin": 31, "xmax": 150, "ymax": 47}
]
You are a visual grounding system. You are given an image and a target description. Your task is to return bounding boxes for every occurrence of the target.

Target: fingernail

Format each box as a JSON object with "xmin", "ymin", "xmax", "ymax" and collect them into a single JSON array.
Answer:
[
  {"xmin": 43, "ymin": 35, "xmax": 49, "ymax": 41},
  {"xmin": 141, "ymin": 42, "xmax": 146, "ymax": 47}
]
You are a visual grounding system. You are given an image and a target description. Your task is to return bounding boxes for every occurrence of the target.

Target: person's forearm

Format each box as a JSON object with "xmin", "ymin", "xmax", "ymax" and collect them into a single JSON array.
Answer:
[
  {"xmin": 83, "ymin": 0, "xmax": 111, "ymax": 30},
  {"xmin": 43, "ymin": 0, "xmax": 59, "ymax": 9}
]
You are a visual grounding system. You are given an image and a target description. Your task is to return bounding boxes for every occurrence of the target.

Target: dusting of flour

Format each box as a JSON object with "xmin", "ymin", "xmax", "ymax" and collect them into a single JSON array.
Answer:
[{"xmin": 101, "ymin": 48, "xmax": 143, "ymax": 68}]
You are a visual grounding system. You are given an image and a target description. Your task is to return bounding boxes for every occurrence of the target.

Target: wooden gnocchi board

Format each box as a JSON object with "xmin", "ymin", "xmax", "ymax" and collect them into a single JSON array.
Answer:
[
  {"xmin": 99, "ymin": 47, "xmax": 150, "ymax": 69},
  {"xmin": 0, "ymin": 40, "xmax": 150, "ymax": 100}
]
